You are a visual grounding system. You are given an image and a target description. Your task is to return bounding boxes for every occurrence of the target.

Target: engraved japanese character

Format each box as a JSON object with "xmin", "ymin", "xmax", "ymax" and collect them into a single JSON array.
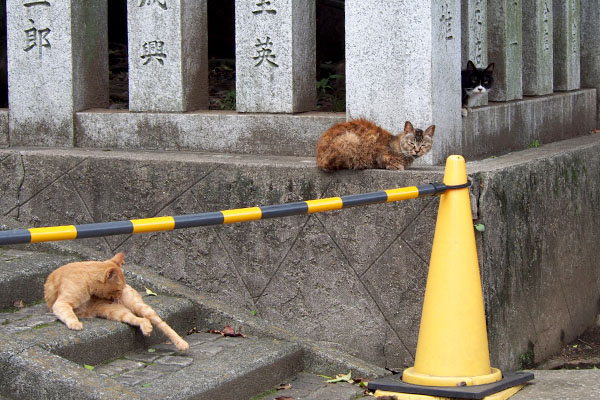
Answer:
[
  {"xmin": 23, "ymin": 1, "xmax": 50, "ymax": 7},
  {"xmin": 24, "ymin": 19, "xmax": 51, "ymax": 57},
  {"xmin": 139, "ymin": 0, "xmax": 167, "ymax": 10},
  {"xmin": 252, "ymin": 0, "xmax": 276, "ymax": 15},
  {"xmin": 141, "ymin": 40, "xmax": 167, "ymax": 65},
  {"xmin": 253, "ymin": 37, "xmax": 278, "ymax": 67}
]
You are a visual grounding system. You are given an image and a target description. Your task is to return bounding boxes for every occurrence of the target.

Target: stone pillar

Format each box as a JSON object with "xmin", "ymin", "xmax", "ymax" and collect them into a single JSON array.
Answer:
[
  {"xmin": 128, "ymin": 0, "xmax": 208, "ymax": 112},
  {"xmin": 580, "ymin": 0, "xmax": 600, "ymax": 125},
  {"xmin": 6, "ymin": 0, "xmax": 108, "ymax": 146},
  {"xmin": 488, "ymin": 0, "xmax": 523, "ymax": 102},
  {"xmin": 346, "ymin": 1, "xmax": 462, "ymax": 165},
  {"xmin": 461, "ymin": 0, "xmax": 488, "ymax": 106},
  {"xmin": 235, "ymin": 0, "xmax": 316, "ymax": 113},
  {"xmin": 522, "ymin": 0, "xmax": 553, "ymax": 95},
  {"xmin": 553, "ymin": 0, "xmax": 580, "ymax": 91}
]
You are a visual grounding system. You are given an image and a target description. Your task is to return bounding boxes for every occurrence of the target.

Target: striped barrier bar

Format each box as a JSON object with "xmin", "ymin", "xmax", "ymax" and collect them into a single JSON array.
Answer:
[{"xmin": 0, "ymin": 182, "xmax": 469, "ymax": 246}]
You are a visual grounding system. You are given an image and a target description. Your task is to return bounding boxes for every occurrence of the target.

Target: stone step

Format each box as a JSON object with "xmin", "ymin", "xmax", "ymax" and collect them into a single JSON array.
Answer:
[
  {"xmin": 0, "ymin": 249, "xmax": 342, "ymax": 399},
  {"xmin": 99, "ymin": 333, "xmax": 304, "ymax": 400},
  {"xmin": 0, "ymin": 249, "xmax": 79, "ymax": 309}
]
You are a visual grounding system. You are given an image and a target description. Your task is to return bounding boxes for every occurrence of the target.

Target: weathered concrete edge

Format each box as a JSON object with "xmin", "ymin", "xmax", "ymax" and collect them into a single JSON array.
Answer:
[
  {"xmin": 0, "ymin": 334, "xmax": 140, "ymax": 400},
  {"xmin": 74, "ymin": 110, "xmax": 346, "ymax": 157},
  {"xmin": 462, "ymin": 89, "xmax": 597, "ymax": 160}
]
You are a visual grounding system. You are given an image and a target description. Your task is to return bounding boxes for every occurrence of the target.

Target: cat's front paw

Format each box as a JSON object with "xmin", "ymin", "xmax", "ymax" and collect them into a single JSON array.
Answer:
[
  {"xmin": 67, "ymin": 320, "xmax": 83, "ymax": 330},
  {"xmin": 140, "ymin": 319, "xmax": 153, "ymax": 336},
  {"xmin": 386, "ymin": 162, "xmax": 405, "ymax": 171},
  {"xmin": 175, "ymin": 339, "xmax": 190, "ymax": 351},
  {"xmin": 461, "ymin": 107, "xmax": 469, "ymax": 117}
]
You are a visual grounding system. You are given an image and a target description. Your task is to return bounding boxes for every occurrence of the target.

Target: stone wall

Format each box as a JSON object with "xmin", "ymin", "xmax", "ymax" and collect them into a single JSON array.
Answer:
[{"xmin": 2, "ymin": 133, "xmax": 599, "ymax": 371}]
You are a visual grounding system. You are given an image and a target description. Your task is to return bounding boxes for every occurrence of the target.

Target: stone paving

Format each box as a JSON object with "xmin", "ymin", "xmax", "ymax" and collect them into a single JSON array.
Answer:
[
  {"xmin": 0, "ymin": 303, "xmax": 58, "ymax": 334},
  {"xmin": 94, "ymin": 332, "xmax": 235, "ymax": 387},
  {"xmin": 258, "ymin": 372, "xmax": 365, "ymax": 400}
]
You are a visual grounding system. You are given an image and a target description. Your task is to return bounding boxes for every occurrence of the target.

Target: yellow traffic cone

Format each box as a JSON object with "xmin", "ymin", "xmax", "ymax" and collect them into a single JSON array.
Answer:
[{"xmin": 369, "ymin": 155, "xmax": 533, "ymax": 399}]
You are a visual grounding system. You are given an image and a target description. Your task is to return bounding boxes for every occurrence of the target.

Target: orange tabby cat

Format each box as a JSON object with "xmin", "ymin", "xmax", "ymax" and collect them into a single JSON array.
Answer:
[
  {"xmin": 316, "ymin": 118, "xmax": 435, "ymax": 171},
  {"xmin": 44, "ymin": 253, "xmax": 189, "ymax": 351}
]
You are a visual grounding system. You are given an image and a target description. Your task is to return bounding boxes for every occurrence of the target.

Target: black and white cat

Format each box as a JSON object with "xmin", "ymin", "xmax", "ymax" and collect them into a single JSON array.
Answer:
[{"xmin": 461, "ymin": 60, "xmax": 494, "ymax": 117}]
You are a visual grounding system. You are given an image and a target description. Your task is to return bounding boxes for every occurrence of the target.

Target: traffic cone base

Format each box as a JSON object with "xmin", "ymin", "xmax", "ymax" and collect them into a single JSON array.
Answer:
[
  {"xmin": 374, "ymin": 383, "xmax": 526, "ymax": 400},
  {"xmin": 402, "ymin": 367, "xmax": 502, "ymax": 387}
]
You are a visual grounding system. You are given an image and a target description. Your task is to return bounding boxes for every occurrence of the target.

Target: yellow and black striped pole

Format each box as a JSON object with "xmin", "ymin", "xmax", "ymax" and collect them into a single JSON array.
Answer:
[{"xmin": 0, "ymin": 182, "xmax": 469, "ymax": 246}]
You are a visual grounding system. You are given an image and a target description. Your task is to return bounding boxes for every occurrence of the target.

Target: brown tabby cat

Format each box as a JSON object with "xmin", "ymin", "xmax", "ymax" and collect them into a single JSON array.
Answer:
[
  {"xmin": 316, "ymin": 118, "xmax": 435, "ymax": 171},
  {"xmin": 44, "ymin": 253, "xmax": 189, "ymax": 351}
]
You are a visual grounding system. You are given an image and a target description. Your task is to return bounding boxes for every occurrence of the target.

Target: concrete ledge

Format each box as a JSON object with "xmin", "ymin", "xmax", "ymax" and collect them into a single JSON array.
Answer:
[
  {"xmin": 75, "ymin": 110, "xmax": 345, "ymax": 157},
  {"xmin": 462, "ymin": 89, "xmax": 597, "ymax": 160}
]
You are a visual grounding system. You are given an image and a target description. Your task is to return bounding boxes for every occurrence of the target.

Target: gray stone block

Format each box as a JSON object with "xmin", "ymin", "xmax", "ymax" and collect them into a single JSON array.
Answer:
[
  {"xmin": 462, "ymin": 90, "xmax": 596, "ymax": 160},
  {"xmin": 553, "ymin": 0, "xmax": 580, "ymax": 91},
  {"xmin": 580, "ymin": 0, "xmax": 600, "ymax": 125},
  {"xmin": 6, "ymin": 0, "xmax": 108, "ymax": 146},
  {"xmin": 235, "ymin": 0, "xmax": 316, "ymax": 113},
  {"xmin": 75, "ymin": 110, "xmax": 344, "ymax": 157},
  {"xmin": 346, "ymin": 0, "xmax": 462, "ymax": 165},
  {"xmin": 522, "ymin": 0, "xmax": 554, "ymax": 95},
  {"xmin": 127, "ymin": 0, "xmax": 208, "ymax": 112},
  {"xmin": 461, "ymin": 0, "xmax": 488, "ymax": 106},
  {"xmin": 488, "ymin": 0, "xmax": 523, "ymax": 101}
]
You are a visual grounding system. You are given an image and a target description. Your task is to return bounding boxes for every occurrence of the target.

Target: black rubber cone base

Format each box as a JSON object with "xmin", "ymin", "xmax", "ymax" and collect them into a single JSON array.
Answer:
[{"xmin": 368, "ymin": 370, "xmax": 534, "ymax": 399}]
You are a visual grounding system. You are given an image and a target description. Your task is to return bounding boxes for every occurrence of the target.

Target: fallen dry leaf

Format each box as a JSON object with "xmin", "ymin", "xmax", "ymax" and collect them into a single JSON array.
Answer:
[
  {"xmin": 222, "ymin": 325, "xmax": 236, "ymax": 336},
  {"xmin": 276, "ymin": 383, "xmax": 292, "ymax": 390},
  {"xmin": 13, "ymin": 299, "xmax": 24, "ymax": 308},
  {"xmin": 207, "ymin": 325, "xmax": 247, "ymax": 338},
  {"xmin": 274, "ymin": 397, "xmax": 295, "ymax": 400}
]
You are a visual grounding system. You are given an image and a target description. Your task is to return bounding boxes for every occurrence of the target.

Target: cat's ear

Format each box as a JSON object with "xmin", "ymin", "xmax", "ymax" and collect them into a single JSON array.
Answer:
[
  {"xmin": 104, "ymin": 267, "xmax": 122, "ymax": 283},
  {"xmin": 485, "ymin": 63, "xmax": 495, "ymax": 73},
  {"xmin": 110, "ymin": 253, "xmax": 125, "ymax": 268},
  {"xmin": 404, "ymin": 121, "xmax": 415, "ymax": 133},
  {"xmin": 424, "ymin": 125, "xmax": 435, "ymax": 137},
  {"xmin": 467, "ymin": 60, "xmax": 476, "ymax": 71}
]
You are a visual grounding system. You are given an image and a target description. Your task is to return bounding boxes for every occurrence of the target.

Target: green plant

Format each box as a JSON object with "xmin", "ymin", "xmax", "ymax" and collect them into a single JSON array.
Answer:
[
  {"xmin": 528, "ymin": 139, "xmax": 541, "ymax": 148},
  {"xmin": 518, "ymin": 342, "xmax": 535, "ymax": 369},
  {"xmin": 316, "ymin": 74, "xmax": 345, "ymax": 111},
  {"xmin": 317, "ymin": 74, "xmax": 343, "ymax": 94},
  {"xmin": 220, "ymin": 90, "xmax": 236, "ymax": 110}
]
